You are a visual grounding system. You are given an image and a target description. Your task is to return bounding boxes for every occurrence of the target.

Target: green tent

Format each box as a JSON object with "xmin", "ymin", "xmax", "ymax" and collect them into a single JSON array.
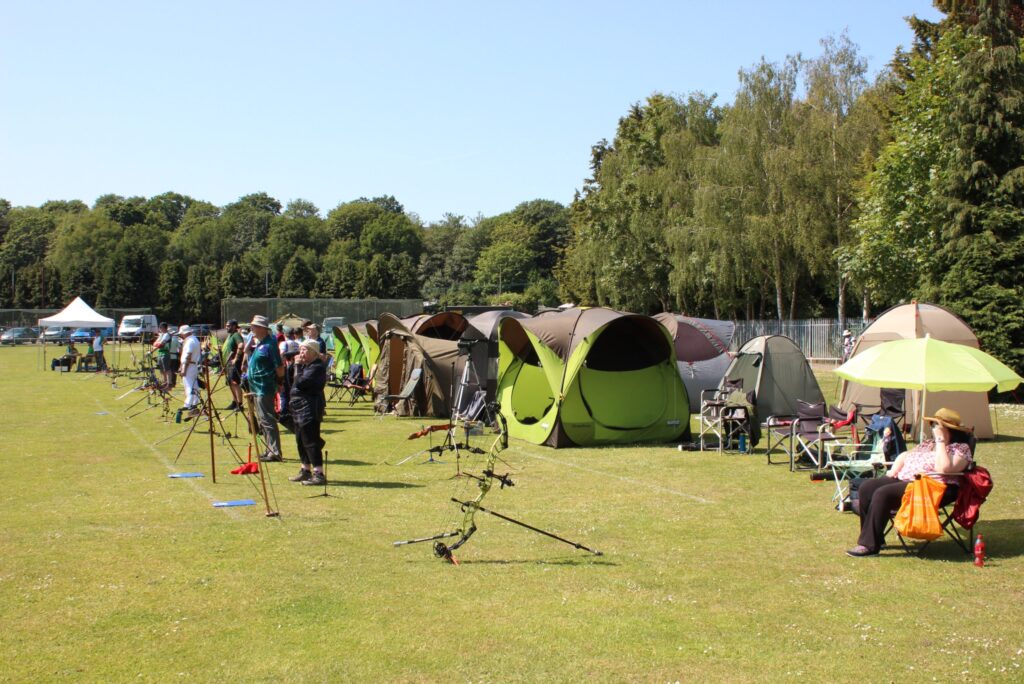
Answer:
[
  {"xmin": 721, "ymin": 335, "xmax": 823, "ymax": 418},
  {"xmin": 351, "ymin": 321, "xmax": 380, "ymax": 369},
  {"xmin": 331, "ymin": 326, "xmax": 352, "ymax": 380},
  {"xmin": 496, "ymin": 308, "xmax": 689, "ymax": 447}
]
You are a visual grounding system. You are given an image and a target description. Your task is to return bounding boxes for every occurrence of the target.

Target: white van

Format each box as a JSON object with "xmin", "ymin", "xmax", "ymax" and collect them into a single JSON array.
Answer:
[{"xmin": 118, "ymin": 314, "xmax": 160, "ymax": 341}]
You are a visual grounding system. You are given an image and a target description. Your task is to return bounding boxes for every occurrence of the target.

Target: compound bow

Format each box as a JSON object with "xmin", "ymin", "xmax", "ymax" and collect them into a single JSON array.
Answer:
[{"xmin": 393, "ymin": 403, "xmax": 602, "ymax": 564}]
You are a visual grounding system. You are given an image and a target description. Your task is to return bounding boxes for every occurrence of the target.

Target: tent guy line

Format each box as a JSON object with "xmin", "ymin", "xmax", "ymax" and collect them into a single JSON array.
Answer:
[
  {"xmin": 508, "ymin": 447, "xmax": 713, "ymax": 504},
  {"xmin": 95, "ymin": 396, "xmax": 247, "ymax": 521}
]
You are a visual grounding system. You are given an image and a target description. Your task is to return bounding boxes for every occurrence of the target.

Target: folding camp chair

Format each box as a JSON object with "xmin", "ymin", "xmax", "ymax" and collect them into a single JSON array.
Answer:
[
  {"xmin": 699, "ymin": 380, "xmax": 752, "ymax": 452},
  {"xmin": 344, "ymin": 363, "xmax": 376, "ymax": 407},
  {"xmin": 377, "ymin": 368, "xmax": 422, "ymax": 416},
  {"xmin": 824, "ymin": 414, "xmax": 902, "ymax": 511},
  {"xmin": 854, "ymin": 387, "xmax": 906, "ymax": 433},
  {"xmin": 328, "ymin": 362, "xmax": 360, "ymax": 403},
  {"xmin": 789, "ymin": 400, "xmax": 838, "ymax": 472}
]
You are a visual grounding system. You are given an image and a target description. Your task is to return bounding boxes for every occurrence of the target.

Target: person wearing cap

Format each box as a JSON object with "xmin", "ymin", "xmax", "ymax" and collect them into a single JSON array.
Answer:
[
  {"xmin": 152, "ymin": 322, "xmax": 175, "ymax": 388},
  {"xmin": 178, "ymin": 325, "xmax": 203, "ymax": 414},
  {"xmin": 846, "ymin": 407, "xmax": 974, "ymax": 557},
  {"xmin": 287, "ymin": 339, "xmax": 329, "ymax": 486},
  {"xmin": 221, "ymin": 320, "xmax": 245, "ymax": 411},
  {"xmin": 277, "ymin": 337, "xmax": 301, "ymax": 428},
  {"xmin": 247, "ymin": 315, "xmax": 285, "ymax": 462}
]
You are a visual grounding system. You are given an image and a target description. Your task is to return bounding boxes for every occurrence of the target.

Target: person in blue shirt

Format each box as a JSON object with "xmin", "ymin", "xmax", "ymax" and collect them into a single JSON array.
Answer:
[{"xmin": 247, "ymin": 315, "xmax": 285, "ymax": 462}]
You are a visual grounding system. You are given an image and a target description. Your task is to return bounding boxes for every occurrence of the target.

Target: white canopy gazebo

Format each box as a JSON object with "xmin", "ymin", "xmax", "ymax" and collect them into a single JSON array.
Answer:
[
  {"xmin": 37, "ymin": 297, "xmax": 115, "ymax": 370},
  {"xmin": 38, "ymin": 296, "xmax": 114, "ymax": 329}
]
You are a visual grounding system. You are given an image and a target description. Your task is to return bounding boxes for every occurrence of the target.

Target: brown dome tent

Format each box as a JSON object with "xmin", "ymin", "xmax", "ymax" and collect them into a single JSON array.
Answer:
[
  {"xmin": 374, "ymin": 312, "xmax": 471, "ymax": 417},
  {"xmin": 839, "ymin": 301, "xmax": 994, "ymax": 438}
]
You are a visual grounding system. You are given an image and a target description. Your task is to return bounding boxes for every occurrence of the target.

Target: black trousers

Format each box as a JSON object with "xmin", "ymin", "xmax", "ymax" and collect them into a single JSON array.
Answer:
[
  {"xmin": 857, "ymin": 476, "xmax": 959, "ymax": 550},
  {"xmin": 856, "ymin": 477, "xmax": 908, "ymax": 550},
  {"xmin": 294, "ymin": 420, "xmax": 323, "ymax": 468}
]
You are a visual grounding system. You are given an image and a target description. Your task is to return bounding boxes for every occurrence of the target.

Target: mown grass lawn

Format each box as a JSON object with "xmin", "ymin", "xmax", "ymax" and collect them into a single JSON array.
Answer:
[{"xmin": 2, "ymin": 344, "xmax": 1023, "ymax": 682}]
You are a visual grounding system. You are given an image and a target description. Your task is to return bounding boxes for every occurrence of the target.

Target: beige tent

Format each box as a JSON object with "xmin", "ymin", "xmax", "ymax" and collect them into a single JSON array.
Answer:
[{"xmin": 839, "ymin": 301, "xmax": 993, "ymax": 438}]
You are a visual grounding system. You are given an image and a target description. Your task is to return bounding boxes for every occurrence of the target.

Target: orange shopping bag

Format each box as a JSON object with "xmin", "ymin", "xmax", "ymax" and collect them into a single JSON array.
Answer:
[{"xmin": 894, "ymin": 476, "xmax": 947, "ymax": 541}]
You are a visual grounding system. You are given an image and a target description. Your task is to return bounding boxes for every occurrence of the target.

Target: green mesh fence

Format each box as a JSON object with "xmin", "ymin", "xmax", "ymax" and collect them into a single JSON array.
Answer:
[{"xmin": 220, "ymin": 298, "xmax": 422, "ymax": 328}]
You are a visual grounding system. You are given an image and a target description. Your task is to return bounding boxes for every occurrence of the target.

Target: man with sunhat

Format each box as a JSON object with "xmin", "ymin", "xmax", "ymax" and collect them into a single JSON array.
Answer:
[
  {"xmin": 177, "ymin": 325, "xmax": 202, "ymax": 415},
  {"xmin": 247, "ymin": 315, "xmax": 285, "ymax": 462}
]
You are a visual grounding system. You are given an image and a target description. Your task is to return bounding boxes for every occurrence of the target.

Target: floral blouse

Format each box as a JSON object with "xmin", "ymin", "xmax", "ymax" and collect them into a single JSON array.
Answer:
[{"xmin": 897, "ymin": 439, "xmax": 973, "ymax": 484}]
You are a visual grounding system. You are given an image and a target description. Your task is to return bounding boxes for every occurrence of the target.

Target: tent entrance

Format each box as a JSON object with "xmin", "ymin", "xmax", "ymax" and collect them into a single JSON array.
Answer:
[
  {"xmin": 507, "ymin": 361, "xmax": 555, "ymax": 424},
  {"xmin": 576, "ymin": 365, "xmax": 668, "ymax": 430}
]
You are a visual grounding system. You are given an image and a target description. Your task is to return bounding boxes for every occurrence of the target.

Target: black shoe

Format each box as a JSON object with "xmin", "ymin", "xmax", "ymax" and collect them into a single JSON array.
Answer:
[
  {"xmin": 302, "ymin": 472, "xmax": 327, "ymax": 486},
  {"xmin": 289, "ymin": 468, "xmax": 311, "ymax": 482},
  {"xmin": 258, "ymin": 452, "xmax": 283, "ymax": 463},
  {"xmin": 846, "ymin": 545, "xmax": 880, "ymax": 557},
  {"xmin": 223, "ymin": 401, "xmax": 238, "ymax": 411}
]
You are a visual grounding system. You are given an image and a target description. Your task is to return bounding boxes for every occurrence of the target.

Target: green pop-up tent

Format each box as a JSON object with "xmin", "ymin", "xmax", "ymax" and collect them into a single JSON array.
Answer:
[{"xmin": 495, "ymin": 308, "xmax": 689, "ymax": 447}]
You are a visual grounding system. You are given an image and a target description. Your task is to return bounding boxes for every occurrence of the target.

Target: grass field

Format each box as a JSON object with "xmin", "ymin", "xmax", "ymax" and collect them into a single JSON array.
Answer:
[{"xmin": 2, "ymin": 343, "xmax": 1023, "ymax": 682}]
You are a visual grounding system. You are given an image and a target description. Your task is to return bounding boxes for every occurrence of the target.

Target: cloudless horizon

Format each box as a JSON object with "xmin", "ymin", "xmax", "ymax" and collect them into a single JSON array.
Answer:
[{"xmin": 1, "ymin": 1, "xmax": 943, "ymax": 224}]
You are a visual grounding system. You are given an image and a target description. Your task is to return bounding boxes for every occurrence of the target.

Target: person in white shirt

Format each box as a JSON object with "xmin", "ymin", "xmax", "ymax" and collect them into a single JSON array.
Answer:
[
  {"xmin": 177, "ymin": 325, "xmax": 202, "ymax": 412},
  {"xmin": 93, "ymin": 329, "xmax": 107, "ymax": 371}
]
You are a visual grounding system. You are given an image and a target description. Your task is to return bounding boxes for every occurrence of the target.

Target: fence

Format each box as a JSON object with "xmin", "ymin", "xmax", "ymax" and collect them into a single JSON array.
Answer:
[
  {"xmin": 0, "ymin": 307, "xmax": 151, "ymax": 328},
  {"xmin": 729, "ymin": 318, "xmax": 871, "ymax": 362},
  {"xmin": 220, "ymin": 298, "xmax": 422, "ymax": 328}
]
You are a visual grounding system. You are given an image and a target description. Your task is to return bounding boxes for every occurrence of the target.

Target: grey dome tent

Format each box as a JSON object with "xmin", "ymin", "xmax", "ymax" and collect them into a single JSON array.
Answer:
[
  {"xmin": 721, "ymin": 335, "xmax": 824, "ymax": 419},
  {"xmin": 655, "ymin": 314, "xmax": 736, "ymax": 412},
  {"xmin": 463, "ymin": 310, "xmax": 531, "ymax": 401}
]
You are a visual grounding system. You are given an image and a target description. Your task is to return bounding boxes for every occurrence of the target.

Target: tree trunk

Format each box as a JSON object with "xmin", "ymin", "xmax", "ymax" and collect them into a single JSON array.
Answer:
[{"xmin": 861, "ymin": 290, "xmax": 870, "ymax": 322}]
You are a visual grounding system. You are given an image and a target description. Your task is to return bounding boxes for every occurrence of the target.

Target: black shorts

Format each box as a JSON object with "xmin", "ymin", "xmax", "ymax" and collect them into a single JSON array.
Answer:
[
  {"xmin": 159, "ymin": 356, "xmax": 175, "ymax": 372},
  {"xmin": 227, "ymin": 365, "xmax": 242, "ymax": 384}
]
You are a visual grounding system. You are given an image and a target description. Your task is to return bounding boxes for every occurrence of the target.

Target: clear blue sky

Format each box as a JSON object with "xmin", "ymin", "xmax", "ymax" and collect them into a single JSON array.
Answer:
[{"xmin": 0, "ymin": 1, "xmax": 943, "ymax": 224}]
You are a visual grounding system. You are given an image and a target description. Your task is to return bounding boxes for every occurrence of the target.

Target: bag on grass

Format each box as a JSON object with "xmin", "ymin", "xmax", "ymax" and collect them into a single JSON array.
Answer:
[{"xmin": 894, "ymin": 476, "xmax": 946, "ymax": 541}]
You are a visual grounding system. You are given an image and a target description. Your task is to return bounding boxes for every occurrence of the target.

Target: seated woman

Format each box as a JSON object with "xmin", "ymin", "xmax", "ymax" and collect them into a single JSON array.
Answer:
[
  {"xmin": 51, "ymin": 342, "xmax": 80, "ymax": 371},
  {"xmin": 847, "ymin": 407, "xmax": 973, "ymax": 557}
]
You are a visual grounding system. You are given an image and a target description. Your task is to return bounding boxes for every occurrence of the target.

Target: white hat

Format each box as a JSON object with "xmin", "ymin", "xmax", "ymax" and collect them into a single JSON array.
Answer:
[
  {"xmin": 300, "ymin": 339, "xmax": 321, "ymax": 355},
  {"xmin": 177, "ymin": 325, "xmax": 194, "ymax": 336}
]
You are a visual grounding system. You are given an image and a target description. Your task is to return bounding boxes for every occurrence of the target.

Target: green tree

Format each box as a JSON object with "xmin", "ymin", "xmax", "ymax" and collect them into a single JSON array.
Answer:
[
  {"xmin": 930, "ymin": 0, "xmax": 1024, "ymax": 370},
  {"xmin": 158, "ymin": 259, "xmax": 188, "ymax": 321},
  {"xmin": 278, "ymin": 249, "xmax": 317, "ymax": 297}
]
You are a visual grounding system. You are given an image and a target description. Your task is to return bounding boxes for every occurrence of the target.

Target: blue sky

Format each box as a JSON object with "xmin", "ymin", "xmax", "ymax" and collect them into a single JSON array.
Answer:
[{"xmin": 0, "ymin": 1, "xmax": 943, "ymax": 223}]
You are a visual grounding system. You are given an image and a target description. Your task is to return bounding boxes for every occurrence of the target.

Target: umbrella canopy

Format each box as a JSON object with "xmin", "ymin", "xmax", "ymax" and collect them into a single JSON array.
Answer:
[{"xmin": 835, "ymin": 337, "xmax": 1022, "ymax": 393}]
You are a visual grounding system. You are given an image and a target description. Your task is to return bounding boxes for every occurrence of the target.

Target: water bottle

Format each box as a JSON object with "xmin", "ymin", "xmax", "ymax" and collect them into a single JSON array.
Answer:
[
  {"xmin": 738, "ymin": 434, "xmax": 747, "ymax": 453},
  {"xmin": 974, "ymin": 534, "xmax": 986, "ymax": 567}
]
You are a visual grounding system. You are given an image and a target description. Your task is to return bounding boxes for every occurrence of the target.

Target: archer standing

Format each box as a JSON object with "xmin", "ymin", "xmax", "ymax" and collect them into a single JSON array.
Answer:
[
  {"xmin": 248, "ymin": 315, "xmax": 285, "ymax": 462},
  {"xmin": 92, "ymin": 328, "xmax": 107, "ymax": 371},
  {"xmin": 152, "ymin": 322, "xmax": 174, "ymax": 388},
  {"xmin": 178, "ymin": 325, "xmax": 202, "ymax": 415},
  {"xmin": 221, "ymin": 319, "xmax": 244, "ymax": 412},
  {"xmin": 288, "ymin": 339, "xmax": 328, "ymax": 486}
]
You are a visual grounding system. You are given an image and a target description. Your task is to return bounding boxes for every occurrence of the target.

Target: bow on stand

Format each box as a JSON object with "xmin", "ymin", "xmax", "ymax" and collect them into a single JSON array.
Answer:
[{"xmin": 393, "ymin": 403, "xmax": 602, "ymax": 565}]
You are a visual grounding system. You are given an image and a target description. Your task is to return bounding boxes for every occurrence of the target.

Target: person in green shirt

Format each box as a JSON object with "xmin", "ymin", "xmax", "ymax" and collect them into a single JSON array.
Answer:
[
  {"xmin": 247, "ymin": 315, "xmax": 284, "ymax": 462},
  {"xmin": 221, "ymin": 319, "xmax": 244, "ymax": 411}
]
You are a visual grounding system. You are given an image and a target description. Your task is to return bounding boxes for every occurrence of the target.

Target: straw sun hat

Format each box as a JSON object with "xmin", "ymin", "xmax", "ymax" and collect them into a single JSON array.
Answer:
[{"xmin": 924, "ymin": 407, "xmax": 972, "ymax": 433}]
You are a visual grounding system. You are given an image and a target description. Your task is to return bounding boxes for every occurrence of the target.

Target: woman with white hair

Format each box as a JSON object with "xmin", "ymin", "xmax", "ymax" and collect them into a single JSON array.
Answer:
[{"xmin": 288, "ymin": 339, "xmax": 329, "ymax": 486}]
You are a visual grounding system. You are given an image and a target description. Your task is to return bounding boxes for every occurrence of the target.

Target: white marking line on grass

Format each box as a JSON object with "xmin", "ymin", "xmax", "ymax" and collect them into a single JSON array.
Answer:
[
  {"xmin": 509, "ymin": 448, "xmax": 712, "ymax": 504},
  {"xmin": 92, "ymin": 398, "xmax": 244, "ymax": 520}
]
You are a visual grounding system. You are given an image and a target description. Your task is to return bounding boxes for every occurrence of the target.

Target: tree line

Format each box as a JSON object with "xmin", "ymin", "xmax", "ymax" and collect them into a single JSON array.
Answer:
[{"xmin": 2, "ymin": 1, "xmax": 1022, "ymax": 369}]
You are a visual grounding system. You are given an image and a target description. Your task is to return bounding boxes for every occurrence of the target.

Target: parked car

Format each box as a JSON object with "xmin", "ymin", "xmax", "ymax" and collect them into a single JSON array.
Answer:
[
  {"xmin": 40, "ymin": 326, "xmax": 73, "ymax": 344},
  {"xmin": 118, "ymin": 314, "xmax": 160, "ymax": 341},
  {"xmin": 70, "ymin": 327, "xmax": 115, "ymax": 342},
  {"xmin": 188, "ymin": 323, "xmax": 214, "ymax": 338},
  {"xmin": 1, "ymin": 327, "xmax": 41, "ymax": 345}
]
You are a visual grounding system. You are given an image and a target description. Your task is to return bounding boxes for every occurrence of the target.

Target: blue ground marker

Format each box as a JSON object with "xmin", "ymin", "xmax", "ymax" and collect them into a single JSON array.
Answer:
[
  {"xmin": 213, "ymin": 499, "xmax": 257, "ymax": 508},
  {"xmin": 169, "ymin": 472, "xmax": 204, "ymax": 479}
]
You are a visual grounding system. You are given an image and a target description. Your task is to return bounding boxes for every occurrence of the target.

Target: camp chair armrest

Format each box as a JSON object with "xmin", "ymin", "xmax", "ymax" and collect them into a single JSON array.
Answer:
[{"xmin": 765, "ymin": 414, "xmax": 796, "ymax": 427}]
